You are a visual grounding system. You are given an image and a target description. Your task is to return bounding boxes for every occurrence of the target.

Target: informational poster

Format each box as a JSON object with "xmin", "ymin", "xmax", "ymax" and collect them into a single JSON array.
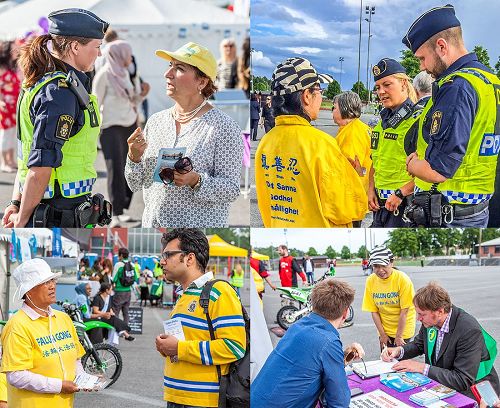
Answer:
[
  {"xmin": 350, "ymin": 390, "xmax": 413, "ymax": 408},
  {"xmin": 128, "ymin": 307, "xmax": 143, "ymax": 334}
]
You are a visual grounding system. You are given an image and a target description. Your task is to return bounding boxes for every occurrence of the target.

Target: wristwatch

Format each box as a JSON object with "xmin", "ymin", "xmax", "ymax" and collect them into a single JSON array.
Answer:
[
  {"xmin": 192, "ymin": 174, "xmax": 203, "ymax": 192},
  {"xmin": 394, "ymin": 189, "xmax": 405, "ymax": 200},
  {"xmin": 9, "ymin": 199, "xmax": 21, "ymax": 208}
]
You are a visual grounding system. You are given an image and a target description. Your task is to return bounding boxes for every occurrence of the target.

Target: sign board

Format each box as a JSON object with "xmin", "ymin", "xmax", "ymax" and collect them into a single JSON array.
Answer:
[{"xmin": 128, "ymin": 307, "xmax": 143, "ymax": 334}]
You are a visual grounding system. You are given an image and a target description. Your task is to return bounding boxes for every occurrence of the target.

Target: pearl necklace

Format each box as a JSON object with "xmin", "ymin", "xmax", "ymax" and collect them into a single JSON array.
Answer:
[{"xmin": 173, "ymin": 99, "xmax": 208, "ymax": 124}]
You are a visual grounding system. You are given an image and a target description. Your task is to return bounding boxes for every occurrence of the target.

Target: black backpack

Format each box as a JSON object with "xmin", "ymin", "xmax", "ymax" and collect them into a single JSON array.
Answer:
[
  {"xmin": 119, "ymin": 261, "xmax": 136, "ymax": 287},
  {"xmin": 200, "ymin": 279, "xmax": 250, "ymax": 408}
]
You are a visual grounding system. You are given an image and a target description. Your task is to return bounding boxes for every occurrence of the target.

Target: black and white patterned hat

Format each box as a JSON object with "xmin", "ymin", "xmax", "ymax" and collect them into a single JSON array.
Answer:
[
  {"xmin": 271, "ymin": 57, "xmax": 334, "ymax": 96},
  {"xmin": 369, "ymin": 245, "xmax": 394, "ymax": 266}
]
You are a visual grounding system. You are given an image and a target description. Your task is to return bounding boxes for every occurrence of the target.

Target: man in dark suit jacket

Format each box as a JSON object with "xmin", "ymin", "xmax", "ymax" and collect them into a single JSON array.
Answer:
[{"xmin": 382, "ymin": 282, "xmax": 499, "ymax": 399}]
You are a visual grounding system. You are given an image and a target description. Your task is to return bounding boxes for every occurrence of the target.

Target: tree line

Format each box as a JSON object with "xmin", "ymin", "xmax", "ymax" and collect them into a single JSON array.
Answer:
[
  {"xmin": 253, "ymin": 229, "xmax": 500, "ymax": 261},
  {"xmin": 251, "ymin": 45, "xmax": 500, "ymax": 102}
]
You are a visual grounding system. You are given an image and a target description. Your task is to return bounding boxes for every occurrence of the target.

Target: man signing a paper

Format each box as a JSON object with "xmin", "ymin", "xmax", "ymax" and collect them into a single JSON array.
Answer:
[{"xmin": 381, "ymin": 282, "xmax": 499, "ymax": 398}]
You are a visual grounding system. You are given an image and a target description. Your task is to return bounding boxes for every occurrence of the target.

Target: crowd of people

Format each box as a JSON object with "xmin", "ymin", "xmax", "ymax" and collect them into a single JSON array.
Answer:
[
  {"xmin": 252, "ymin": 244, "xmax": 500, "ymax": 407},
  {"xmin": 255, "ymin": 4, "xmax": 500, "ymax": 228}
]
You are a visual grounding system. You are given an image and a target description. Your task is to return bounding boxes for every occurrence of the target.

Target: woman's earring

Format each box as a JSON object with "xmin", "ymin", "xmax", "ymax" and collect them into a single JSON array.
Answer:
[{"xmin": 199, "ymin": 89, "xmax": 202, "ymax": 95}]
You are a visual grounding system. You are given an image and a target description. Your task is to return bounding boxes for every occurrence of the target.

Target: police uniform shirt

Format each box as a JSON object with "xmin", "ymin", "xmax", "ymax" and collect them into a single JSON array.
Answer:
[
  {"xmin": 380, "ymin": 98, "xmax": 414, "ymax": 129},
  {"xmin": 27, "ymin": 62, "xmax": 90, "ymax": 169},
  {"xmin": 422, "ymin": 52, "xmax": 494, "ymax": 179}
]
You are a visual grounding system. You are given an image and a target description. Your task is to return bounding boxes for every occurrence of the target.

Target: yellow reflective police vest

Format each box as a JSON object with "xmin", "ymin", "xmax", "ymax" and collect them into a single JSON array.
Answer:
[
  {"xmin": 231, "ymin": 269, "xmax": 244, "ymax": 288},
  {"xmin": 416, "ymin": 68, "xmax": 500, "ymax": 204},
  {"xmin": 17, "ymin": 71, "xmax": 101, "ymax": 199},
  {"xmin": 371, "ymin": 108, "xmax": 421, "ymax": 198}
]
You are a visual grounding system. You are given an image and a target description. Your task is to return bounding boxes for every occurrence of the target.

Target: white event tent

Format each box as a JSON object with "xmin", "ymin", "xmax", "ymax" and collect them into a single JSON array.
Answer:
[{"xmin": 0, "ymin": 0, "xmax": 249, "ymax": 116}]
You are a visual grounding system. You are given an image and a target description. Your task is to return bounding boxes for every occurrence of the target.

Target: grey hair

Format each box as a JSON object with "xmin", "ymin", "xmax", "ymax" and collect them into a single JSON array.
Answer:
[
  {"xmin": 413, "ymin": 71, "xmax": 433, "ymax": 96},
  {"xmin": 332, "ymin": 91, "xmax": 361, "ymax": 119}
]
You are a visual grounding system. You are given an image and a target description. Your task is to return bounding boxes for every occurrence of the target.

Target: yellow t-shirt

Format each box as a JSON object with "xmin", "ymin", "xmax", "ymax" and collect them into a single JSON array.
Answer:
[
  {"xmin": 336, "ymin": 118, "xmax": 372, "ymax": 195},
  {"xmin": 362, "ymin": 268, "xmax": 416, "ymax": 338},
  {"xmin": 0, "ymin": 308, "xmax": 85, "ymax": 408},
  {"xmin": 255, "ymin": 115, "xmax": 368, "ymax": 227},
  {"xmin": 0, "ymin": 372, "xmax": 6, "ymax": 402}
]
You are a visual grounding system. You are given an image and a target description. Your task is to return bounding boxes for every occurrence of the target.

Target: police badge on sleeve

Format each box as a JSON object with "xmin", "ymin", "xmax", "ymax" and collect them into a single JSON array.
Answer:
[
  {"xmin": 55, "ymin": 115, "xmax": 74, "ymax": 140},
  {"xmin": 430, "ymin": 110, "xmax": 442, "ymax": 135}
]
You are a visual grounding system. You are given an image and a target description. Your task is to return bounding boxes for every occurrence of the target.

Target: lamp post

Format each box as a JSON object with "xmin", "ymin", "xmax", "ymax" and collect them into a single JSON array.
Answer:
[
  {"xmin": 365, "ymin": 5, "xmax": 375, "ymax": 102},
  {"xmin": 250, "ymin": 47, "xmax": 256, "ymax": 93},
  {"xmin": 357, "ymin": 0, "xmax": 363, "ymax": 96},
  {"xmin": 339, "ymin": 56, "xmax": 344, "ymax": 90}
]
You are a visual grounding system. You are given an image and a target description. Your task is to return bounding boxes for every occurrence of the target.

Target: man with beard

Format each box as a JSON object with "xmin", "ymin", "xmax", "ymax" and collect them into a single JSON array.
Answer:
[
  {"xmin": 403, "ymin": 4, "xmax": 500, "ymax": 227},
  {"xmin": 382, "ymin": 282, "xmax": 499, "ymax": 399}
]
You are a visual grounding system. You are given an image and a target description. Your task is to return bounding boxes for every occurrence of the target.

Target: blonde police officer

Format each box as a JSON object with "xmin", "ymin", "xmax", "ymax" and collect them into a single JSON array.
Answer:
[
  {"xmin": 404, "ymin": 4, "xmax": 500, "ymax": 227},
  {"xmin": 1, "ymin": 8, "xmax": 109, "ymax": 228},
  {"xmin": 369, "ymin": 58, "xmax": 420, "ymax": 227}
]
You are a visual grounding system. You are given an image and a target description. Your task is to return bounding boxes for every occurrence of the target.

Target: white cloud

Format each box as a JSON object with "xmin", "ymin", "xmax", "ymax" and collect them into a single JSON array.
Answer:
[
  {"xmin": 282, "ymin": 47, "xmax": 322, "ymax": 54},
  {"xmin": 284, "ymin": 6, "xmax": 329, "ymax": 40},
  {"xmin": 327, "ymin": 66, "xmax": 344, "ymax": 74},
  {"xmin": 252, "ymin": 50, "xmax": 275, "ymax": 68}
]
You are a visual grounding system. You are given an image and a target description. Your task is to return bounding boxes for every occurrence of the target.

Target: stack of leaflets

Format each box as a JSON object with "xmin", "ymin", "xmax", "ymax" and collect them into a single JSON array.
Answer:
[
  {"xmin": 379, "ymin": 372, "xmax": 432, "ymax": 392},
  {"xmin": 409, "ymin": 385, "xmax": 457, "ymax": 406}
]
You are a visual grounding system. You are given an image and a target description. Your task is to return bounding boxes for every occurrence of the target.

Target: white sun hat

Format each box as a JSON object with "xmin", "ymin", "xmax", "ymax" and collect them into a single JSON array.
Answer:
[{"xmin": 12, "ymin": 258, "xmax": 62, "ymax": 301}]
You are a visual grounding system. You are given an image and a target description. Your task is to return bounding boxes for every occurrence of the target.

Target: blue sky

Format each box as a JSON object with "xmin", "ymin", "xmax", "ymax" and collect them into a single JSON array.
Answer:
[
  {"xmin": 251, "ymin": 0, "xmax": 499, "ymax": 90},
  {"xmin": 251, "ymin": 228, "xmax": 390, "ymax": 253}
]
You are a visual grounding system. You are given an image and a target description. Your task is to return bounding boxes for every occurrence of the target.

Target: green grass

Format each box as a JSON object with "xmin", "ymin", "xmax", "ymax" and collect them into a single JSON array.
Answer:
[{"xmin": 320, "ymin": 100, "xmax": 333, "ymax": 110}]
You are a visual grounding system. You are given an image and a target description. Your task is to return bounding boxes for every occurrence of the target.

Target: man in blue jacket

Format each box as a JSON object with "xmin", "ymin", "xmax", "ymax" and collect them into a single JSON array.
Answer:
[{"xmin": 251, "ymin": 278, "xmax": 364, "ymax": 408}]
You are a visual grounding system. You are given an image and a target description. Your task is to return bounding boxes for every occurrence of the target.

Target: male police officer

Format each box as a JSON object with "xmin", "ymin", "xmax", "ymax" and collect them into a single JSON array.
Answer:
[{"xmin": 404, "ymin": 4, "xmax": 500, "ymax": 227}]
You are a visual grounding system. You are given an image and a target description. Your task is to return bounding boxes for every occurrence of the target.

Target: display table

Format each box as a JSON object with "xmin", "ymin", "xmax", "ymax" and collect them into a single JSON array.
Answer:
[{"xmin": 348, "ymin": 373, "xmax": 477, "ymax": 408}]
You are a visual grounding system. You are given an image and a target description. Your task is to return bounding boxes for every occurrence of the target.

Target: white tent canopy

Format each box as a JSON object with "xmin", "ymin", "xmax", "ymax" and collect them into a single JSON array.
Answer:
[{"xmin": 0, "ymin": 0, "xmax": 249, "ymax": 115}]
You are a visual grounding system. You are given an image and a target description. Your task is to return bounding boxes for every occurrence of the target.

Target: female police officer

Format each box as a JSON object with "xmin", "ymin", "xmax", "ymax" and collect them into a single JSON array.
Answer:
[
  {"xmin": 1, "ymin": 8, "xmax": 109, "ymax": 228},
  {"xmin": 369, "ymin": 58, "xmax": 420, "ymax": 227}
]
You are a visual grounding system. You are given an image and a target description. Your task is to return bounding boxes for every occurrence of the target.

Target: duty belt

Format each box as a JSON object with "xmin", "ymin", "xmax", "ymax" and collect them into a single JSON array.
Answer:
[{"xmin": 448, "ymin": 200, "xmax": 489, "ymax": 220}]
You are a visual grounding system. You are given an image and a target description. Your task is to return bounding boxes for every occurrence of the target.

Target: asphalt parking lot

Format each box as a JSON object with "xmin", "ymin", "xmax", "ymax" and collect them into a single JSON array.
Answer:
[{"xmin": 259, "ymin": 264, "xmax": 500, "ymax": 374}]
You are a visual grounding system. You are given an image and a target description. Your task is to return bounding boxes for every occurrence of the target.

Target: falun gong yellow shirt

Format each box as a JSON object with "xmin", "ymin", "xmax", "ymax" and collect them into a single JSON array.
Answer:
[
  {"xmin": 0, "ymin": 306, "xmax": 85, "ymax": 408},
  {"xmin": 0, "ymin": 372, "xmax": 6, "ymax": 403},
  {"xmin": 255, "ymin": 115, "xmax": 368, "ymax": 227},
  {"xmin": 336, "ymin": 118, "xmax": 372, "ymax": 195},
  {"xmin": 362, "ymin": 268, "xmax": 416, "ymax": 339}
]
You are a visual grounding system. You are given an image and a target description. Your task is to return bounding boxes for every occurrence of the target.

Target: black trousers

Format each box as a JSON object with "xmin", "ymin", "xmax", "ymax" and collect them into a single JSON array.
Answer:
[
  {"xmin": 250, "ymin": 119, "xmax": 259, "ymax": 140},
  {"xmin": 100, "ymin": 124, "xmax": 135, "ymax": 216}
]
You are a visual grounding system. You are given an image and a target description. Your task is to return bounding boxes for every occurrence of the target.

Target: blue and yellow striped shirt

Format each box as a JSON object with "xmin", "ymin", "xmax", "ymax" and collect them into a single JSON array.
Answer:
[{"xmin": 164, "ymin": 273, "xmax": 246, "ymax": 407}]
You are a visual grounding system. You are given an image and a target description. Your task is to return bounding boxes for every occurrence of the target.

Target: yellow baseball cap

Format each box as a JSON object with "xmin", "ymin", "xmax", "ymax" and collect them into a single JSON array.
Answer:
[{"xmin": 156, "ymin": 42, "xmax": 217, "ymax": 82}]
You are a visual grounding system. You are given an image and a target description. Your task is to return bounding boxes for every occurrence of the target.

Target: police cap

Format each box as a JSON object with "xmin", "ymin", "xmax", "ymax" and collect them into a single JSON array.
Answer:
[
  {"xmin": 48, "ymin": 8, "xmax": 109, "ymax": 39},
  {"xmin": 372, "ymin": 58, "xmax": 406, "ymax": 82},
  {"xmin": 402, "ymin": 4, "xmax": 461, "ymax": 53}
]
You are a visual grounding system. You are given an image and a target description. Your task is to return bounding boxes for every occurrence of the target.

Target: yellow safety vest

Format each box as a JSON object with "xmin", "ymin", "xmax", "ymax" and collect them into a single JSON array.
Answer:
[
  {"xmin": 416, "ymin": 68, "xmax": 500, "ymax": 204},
  {"xmin": 17, "ymin": 71, "xmax": 101, "ymax": 198},
  {"xmin": 371, "ymin": 108, "xmax": 422, "ymax": 198}
]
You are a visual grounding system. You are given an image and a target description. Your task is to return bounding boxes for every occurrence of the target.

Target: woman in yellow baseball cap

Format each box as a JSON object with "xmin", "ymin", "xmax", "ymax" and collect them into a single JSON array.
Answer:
[{"xmin": 125, "ymin": 42, "xmax": 244, "ymax": 227}]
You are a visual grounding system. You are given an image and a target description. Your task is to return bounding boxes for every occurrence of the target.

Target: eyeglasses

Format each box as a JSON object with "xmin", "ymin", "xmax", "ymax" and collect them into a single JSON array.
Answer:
[
  {"xmin": 344, "ymin": 349, "xmax": 367, "ymax": 373},
  {"xmin": 223, "ymin": 44, "xmax": 235, "ymax": 48},
  {"xmin": 161, "ymin": 250, "xmax": 186, "ymax": 261},
  {"xmin": 159, "ymin": 157, "xmax": 193, "ymax": 185},
  {"xmin": 310, "ymin": 85, "xmax": 324, "ymax": 95},
  {"xmin": 43, "ymin": 278, "xmax": 57, "ymax": 287}
]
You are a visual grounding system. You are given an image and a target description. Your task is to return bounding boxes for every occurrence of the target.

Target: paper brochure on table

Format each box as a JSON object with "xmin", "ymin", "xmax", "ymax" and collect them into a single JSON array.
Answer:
[
  {"xmin": 425, "ymin": 401, "xmax": 457, "ymax": 408},
  {"xmin": 351, "ymin": 359, "xmax": 397, "ymax": 379},
  {"xmin": 74, "ymin": 372, "xmax": 108, "ymax": 390},
  {"xmin": 350, "ymin": 389, "xmax": 413, "ymax": 408}
]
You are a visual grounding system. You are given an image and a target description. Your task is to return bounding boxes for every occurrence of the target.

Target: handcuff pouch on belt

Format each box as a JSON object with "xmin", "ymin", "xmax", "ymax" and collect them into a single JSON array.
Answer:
[
  {"xmin": 33, "ymin": 194, "xmax": 112, "ymax": 228},
  {"xmin": 403, "ymin": 183, "xmax": 452, "ymax": 227}
]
